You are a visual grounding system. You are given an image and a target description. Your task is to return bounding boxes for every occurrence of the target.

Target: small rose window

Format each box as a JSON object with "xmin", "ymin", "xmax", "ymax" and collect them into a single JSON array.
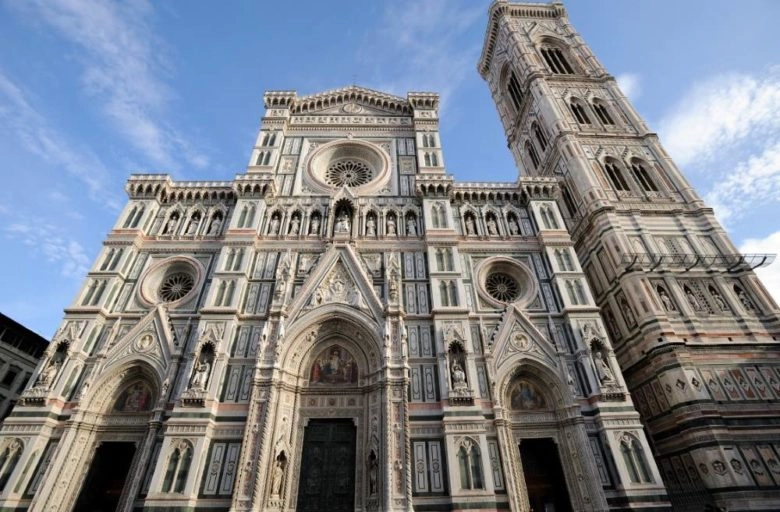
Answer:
[
  {"xmin": 159, "ymin": 271, "xmax": 195, "ymax": 302},
  {"xmin": 325, "ymin": 159, "xmax": 374, "ymax": 187},
  {"xmin": 486, "ymin": 272, "xmax": 520, "ymax": 302}
]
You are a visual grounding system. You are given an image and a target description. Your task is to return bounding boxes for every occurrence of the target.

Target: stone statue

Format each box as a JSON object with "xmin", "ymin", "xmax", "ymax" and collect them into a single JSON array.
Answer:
[
  {"xmin": 386, "ymin": 216, "xmax": 397, "ymax": 236},
  {"xmin": 451, "ymin": 362, "xmax": 468, "ymax": 391},
  {"xmin": 190, "ymin": 360, "xmax": 210, "ymax": 390},
  {"xmin": 406, "ymin": 218, "xmax": 417, "ymax": 236},
  {"xmin": 686, "ymin": 289, "xmax": 702, "ymax": 311},
  {"xmin": 712, "ymin": 290, "xmax": 727, "ymax": 311},
  {"xmin": 269, "ymin": 215, "xmax": 280, "ymax": 234},
  {"xmin": 37, "ymin": 360, "xmax": 60, "ymax": 388},
  {"xmin": 164, "ymin": 214, "xmax": 179, "ymax": 234},
  {"xmin": 368, "ymin": 456, "xmax": 378, "ymax": 495},
  {"xmin": 366, "ymin": 216, "xmax": 376, "ymax": 236},
  {"xmin": 289, "ymin": 216, "xmax": 300, "ymax": 235},
  {"xmin": 208, "ymin": 216, "xmax": 222, "ymax": 235},
  {"xmin": 659, "ymin": 289, "xmax": 675, "ymax": 311},
  {"xmin": 187, "ymin": 214, "xmax": 200, "ymax": 235},
  {"xmin": 335, "ymin": 211, "xmax": 350, "ymax": 233},
  {"xmin": 593, "ymin": 350, "xmax": 614, "ymax": 382},
  {"xmin": 737, "ymin": 289, "xmax": 755, "ymax": 311},
  {"xmin": 465, "ymin": 217, "xmax": 476, "ymax": 235},
  {"xmin": 487, "ymin": 217, "xmax": 498, "ymax": 235},
  {"xmin": 509, "ymin": 219, "xmax": 520, "ymax": 235},
  {"xmin": 309, "ymin": 216, "xmax": 320, "ymax": 234},
  {"xmin": 271, "ymin": 460, "xmax": 285, "ymax": 497}
]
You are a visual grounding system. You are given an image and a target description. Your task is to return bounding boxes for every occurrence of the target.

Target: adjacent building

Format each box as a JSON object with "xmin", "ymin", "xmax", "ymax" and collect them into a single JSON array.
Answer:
[
  {"xmin": 0, "ymin": 2, "xmax": 778, "ymax": 511},
  {"xmin": 0, "ymin": 314, "xmax": 47, "ymax": 423}
]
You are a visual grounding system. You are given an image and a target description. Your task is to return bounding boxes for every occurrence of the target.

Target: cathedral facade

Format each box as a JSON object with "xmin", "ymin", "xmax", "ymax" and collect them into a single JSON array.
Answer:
[{"xmin": 1, "ymin": 2, "xmax": 779, "ymax": 511}]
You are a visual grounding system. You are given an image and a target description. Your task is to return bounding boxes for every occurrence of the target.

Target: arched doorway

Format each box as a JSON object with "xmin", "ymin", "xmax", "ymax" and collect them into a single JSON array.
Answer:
[{"xmin": 29, "ymin": 365, "xmax": 161, "ymax": 512}]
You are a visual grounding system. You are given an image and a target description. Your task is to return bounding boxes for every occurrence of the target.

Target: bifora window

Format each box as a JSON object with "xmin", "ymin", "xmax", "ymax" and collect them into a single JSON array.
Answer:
[
  {"xmin": 325, "ymin": 158, "xmax": 374, "ymax": 187},
  {"xmin": 159, "ymin": 271, "xmax": 195, "ymax": 302}
]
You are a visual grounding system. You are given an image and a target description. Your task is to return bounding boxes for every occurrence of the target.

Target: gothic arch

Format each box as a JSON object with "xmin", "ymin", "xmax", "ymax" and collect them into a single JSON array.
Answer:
[
  {"xmin": 79, "ymin": 361, "xmax": 161, "ymax": 415},
  {"xmin": 495, "ymin": 358, "xmax": 570, "ymax": 411}
]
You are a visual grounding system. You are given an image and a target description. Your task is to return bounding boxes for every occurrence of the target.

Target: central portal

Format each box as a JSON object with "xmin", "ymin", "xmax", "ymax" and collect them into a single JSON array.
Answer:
[{"xmin": 296, "ymin": 419, "xmax": 357, "ymax": 512}]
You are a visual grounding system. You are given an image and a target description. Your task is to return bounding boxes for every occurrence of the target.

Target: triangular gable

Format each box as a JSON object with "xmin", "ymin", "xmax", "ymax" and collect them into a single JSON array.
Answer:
[
  {"xmin": 101, "ymin": 305, "xmax": 174, "ymax": 378},
  {"xmin": 489, "ymin": 304, "xmax": 558, "ymax": 373},
  {"xmin": 287, "ymin": 245, "xmax": 384, "ymax": 323}
]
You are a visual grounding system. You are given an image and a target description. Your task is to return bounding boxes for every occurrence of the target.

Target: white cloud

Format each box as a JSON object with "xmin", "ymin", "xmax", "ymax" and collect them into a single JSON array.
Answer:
[
  {"xmin": 659, "ymin": 67, "xmax": 780, "ymax": 168},
  {"xmin": 616, "ymin": 73, "xmax": 641, "ymax": 102},
  {"xmin": 360, "ymin": 0, "xmax": 484, "ymax": 111},
  {"xmin": 10, "ymin": 0, "xmax": 208, "ymax": 170},
  {"xmin": 4, "ymin": 221, "xmax": 91, "ymax": 279},
  {"xmin": 739, "ymin": 231, "xmax": 780, "ymax": 305},
  {"xmin": 0, "ymin": 71, "xmax": 122, "ymax": 210}
]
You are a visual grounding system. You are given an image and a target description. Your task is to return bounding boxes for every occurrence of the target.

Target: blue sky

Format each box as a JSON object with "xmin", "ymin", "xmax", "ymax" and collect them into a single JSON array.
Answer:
[{"xmin": 1, "ymin": 0, "xmax": 779, "ymax": 338}]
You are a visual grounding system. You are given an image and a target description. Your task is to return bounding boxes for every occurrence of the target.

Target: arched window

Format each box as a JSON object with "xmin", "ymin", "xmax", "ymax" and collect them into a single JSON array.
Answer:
[
  {"xmin": 620, "ymin": 434, "xmax": 652, "ymax": 483},
  {"xmin": 507, "ymin": 70, "xmax": 524, "ymax": 111},
  {"xmin": 424, "ymin": 153, "xmax": 432, "ymax": 166},
  {"xmin": 561, "ymin": 185, "xmax": 577, "ymax": 217},
  {"xmin": 592, "ymin": 99, "xmax": 615, "ymax": 125},
  {"xmin": 130, "ymin": 205, "xmax": 145, "ymax": 228},
  {"xmin": 215, "ymin": 281, "xmax": 227, "ymax": 307},
  {"xmin": 457, "ymin": 440, "xmax": 484, "ymax": 490},
  {"xmin": 123, "ymin": 206, "xmax": 137, "ymax": 228},
  {"xmin": 448, "ymin": 281, "xmax": 459, "ymax": 307},
  {"xmin": 540, "ymin": 45, "xmax": 574, "ymax": 74},
  {"xmin": 532, "ymin": 122, "xmax": 548, "ymax": 152},
  {"xmin": 268, "ymin": 132, "xmax": 277, "ymax": 146},
  {"xmin": 100, "ymin": 248, "xmax": 115, "ymax": 271},
  {"xmin": 224, "ymin": 248, "xmax": 235, "ymax": 271},
  {"xmin": 526, "ymin": 141, "xmax": 540, "ymax": 169},
  {"xmin": 430, "ymin": 152, "xmax": 439, "ymax": 166},
  {"xmin": 562, "ymin": 249, "xmax": 573, "ymax": 271},
  {"xmin": 261, "ymin": 133, "xmax": 270, "ymax": 146},
  {"xmin": 428, "ymin": 134, "xmax": 436, "ymax": 147},
  {"xmin": 163, "ymin": 441, "xmax": 193, "ymax": 493},
  {"xmin": 246, "ymin": 204, "xmax": 257, "ymax": 227},
  {"xmin": 555, "ymin": 250, "xmax": 565, "ymax": 271},
  {"xmin": 604, "ymin": 160, "xmax": 630, "ymax": 191},
  {"xmin": 569, "ymin": 99, "xmax": 591, "ymax": 124},
  {"xmin": 566, "ymin": 280, "xmax": 578, "ymax": 305},
  {"xmin": 0, "ymin": 440, "xmax": 23, "ymax": 492},
  {"xmin": 630, "ymin": 159, "xmax": 658, "ymax": 192},
  {"xmin": 439, "ymin": 281, "xmax": 450, "ymax": 307},
  {"xmin": 575, "ymin": 281, "xmax": 587, "ymax": 304}
]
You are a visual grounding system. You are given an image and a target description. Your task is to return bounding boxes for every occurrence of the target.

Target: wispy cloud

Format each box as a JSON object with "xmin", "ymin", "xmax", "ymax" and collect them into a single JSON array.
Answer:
[
  {"xmin": 659, "ymin": 67, "xmax": 780, "ymax": 168},
  {"xmin": 10, "ymin": 0, "xmax": 208, "ymax": 171},
  {"xmin": 0, "ymin": 71, "xmax": 122, "ymax": 210},
  {"xmin": 359, "ymin": 0, "xmax": 484, "ymax": 111},
  {"xmin": 616, "ymin": 73, "xmax": 641, "ymax": 102},
  {"xmin": 740, "ymin": 231, "xmax": 780, "ymax": 305},
  {"xmin": 658, "ymin": 67, "xmax": 780, "ymax": 223},
  {"xmin": 5, "ymin": 221, "xmax": 91, "ymax": 278}
]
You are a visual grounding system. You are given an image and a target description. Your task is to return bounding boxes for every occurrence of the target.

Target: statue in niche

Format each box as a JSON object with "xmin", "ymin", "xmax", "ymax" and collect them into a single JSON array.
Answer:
[
  {"xmin": 710, "ymin": 287, "xmax": 727, "ymax": 311},
  {"xmin": 37, "ymin": 359, "xmax": 61, "ymax": 388},
  {"xmin": 737, "ymin": 289, "xmax": 755, "ymax": 311},
  {"xmin": 366, "ymin": 216, "xmax": 377, "ymax": 236},
  {"xmin": 593, "ymin": 347, "xmax": 614, "ymax": 382},
  {"xmin": 388, "ymin": 270, "xmax": 399, "ymax": 301},
  {"xmin": 465, "ymin": 216, "xmax": 476, "ymax": 235},
  {"xmin": 487, "ymin": 217, "xmax": 498, "ymax": 235},
  {"xmin": 685, "ymin": 288, "xmax": 702, "ymax": 311},
  {"xmin": 270, "ymin": 459, "xmax": 285, "ymax": 497},
  {"xmin": 368, "ymin": 452, "xmax": 378, "ymax": 495},
  {"xmin": 186, "ymin": 213, "xmax": 200, "ymax": 235},
  {"xmin": 208, "ymin": 215, "xmax": 222, "ymax": 235},
  {"xmin": 386, "ymin": 216, "xmax": 397, "ymax": 236},
  {"xmin": 269, "ymin": 214, "xmax": 281, "ymax": 234},
  {"xmin": 658, "ymin": 288, "xmax": 676, "ymax": 312},
  {"xmin": 451, "ymin": 362, "xmax": 469, "ymax": 393},
  {"xmin": 620, "ymin": 297, "xmax": 636, "ymax": 325},
  {"xmin": 163, "ymin": 213, "xmax": 179, "ymax": 234},
  {"xmin": 190, "ymin": 359, "xmax": 211, "ymax": 390},
  {"xmin": 406, "ymin": 217, "xmax": 417, "ymax": 236},
  {"xmin": 309, "ymin": 215, "xmax": 320, "ymax": 234},
  {"xmin": 288, "ymin": 215, "xmax": 300, "ymax": 235},
  {"xmin": 509, "ymin": 218, "xmax": 520, "ymax": 235},
  {"xmin": 335, "ymin": 211, "xmax": 351, "ymax": 233}
]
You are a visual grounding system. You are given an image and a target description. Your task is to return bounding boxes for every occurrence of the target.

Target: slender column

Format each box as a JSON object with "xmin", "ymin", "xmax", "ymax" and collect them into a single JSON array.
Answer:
[{"xmin": 117, "ymin": 419, "xmax": 161, "ymax": 512}]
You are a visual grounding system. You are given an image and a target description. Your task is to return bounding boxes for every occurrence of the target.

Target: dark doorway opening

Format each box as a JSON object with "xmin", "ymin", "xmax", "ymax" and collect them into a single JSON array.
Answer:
[
  {"xmin": 296, "ymin": 419, "xmax": 357, "ymax": 512},
  {"xmin": 74, "ymin": 441, "xmax": 136, "ymax": 512},
  {"xmin": 519, "ymin": 438, "xmax": 572, "ymax": 512}
]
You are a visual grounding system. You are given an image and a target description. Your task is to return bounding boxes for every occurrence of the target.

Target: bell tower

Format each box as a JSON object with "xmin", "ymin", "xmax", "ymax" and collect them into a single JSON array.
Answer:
[{"xmin": 479, "ymin": 2, "xmax": 780, "ymax": 510}]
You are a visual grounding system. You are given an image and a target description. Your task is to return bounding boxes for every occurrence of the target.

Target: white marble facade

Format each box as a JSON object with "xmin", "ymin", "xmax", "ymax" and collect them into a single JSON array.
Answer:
[{"xmin": 1, "ymin": 3, "xmax": 778, "ymax": 512}]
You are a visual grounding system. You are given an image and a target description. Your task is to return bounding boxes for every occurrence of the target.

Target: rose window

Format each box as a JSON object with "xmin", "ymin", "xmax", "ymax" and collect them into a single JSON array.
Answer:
[
  {"xmin": 485, "ymin": 272, "xmax": 520, "ymax": 302},
  {"xmin": 325, "ymin": 159, "xmax": 374, "ymax": 187},
  {"xmin": 159, "ymin": 272, "xmax": 195, "ymax": 302}
]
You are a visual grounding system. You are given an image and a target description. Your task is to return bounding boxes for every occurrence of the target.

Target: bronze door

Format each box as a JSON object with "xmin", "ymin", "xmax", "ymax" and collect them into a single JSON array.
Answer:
[
  {"xmin": 73, "ymin": 441, "xmax": 136, "ymax": 512},
  {"xmin": 519, "ymin": 438, "xmax": 573, "ymax": 512},
  {"xmin": 296, "ymin": 419, "xmax": 356, "ymax": 512}
]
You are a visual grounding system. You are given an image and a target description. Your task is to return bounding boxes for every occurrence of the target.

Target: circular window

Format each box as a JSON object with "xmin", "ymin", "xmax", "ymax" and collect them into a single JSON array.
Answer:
[
  {"xmin": 305, "ymin": 140, "xmax": 390, "ymax": 194},
  {"xmin": 325, "ymin": 158, "xmax": 373, "ymax": 187},
  {"xmin": 137, "ymin": 256, "xmax": 204, "ymax": 308},
  {"xmin": 486, "ymin": 272, "xmax": 520, "ymax": 302},
  {"xmin": 475, "ymin": 257, "xmax": 538, "ymax": 308},
  {"xmin": 159, "ymin": 271, "xmax": 195, "ymax": 302}
]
